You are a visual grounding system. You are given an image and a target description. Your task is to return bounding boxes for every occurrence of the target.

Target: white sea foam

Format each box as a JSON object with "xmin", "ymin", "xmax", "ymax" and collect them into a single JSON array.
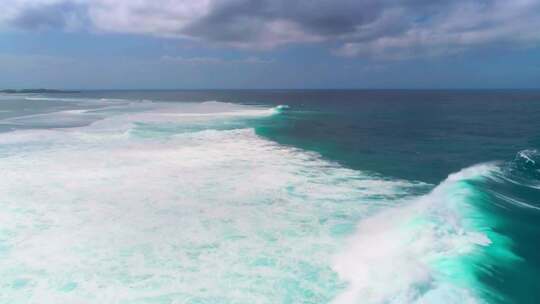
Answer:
[
  {"xmin": 332, "ymin": 164, "xmax": 499, "ymax": 304},
  {"xmin": 517, "ymin": 149, "xmax": 538, "ymax": 165},
  {"xmin": 0, "ymin": 101, "xmax": 416, "ymax": 303},
  {"xmin": 24, "ymin": 96, "xmax": 129, "ymax": 103},
  {"xmin": 0, "ymin": 100, "xmax": 509, "ymax": 303},
  {"xmin": 0, "ymin": 100, "xmax": 278, "ymax": 132}
]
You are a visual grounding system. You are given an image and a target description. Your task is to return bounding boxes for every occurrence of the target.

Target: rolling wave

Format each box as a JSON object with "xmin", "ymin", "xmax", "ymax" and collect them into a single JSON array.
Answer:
[
  {"xmin": 333, "ymin": 150, "xmax": 540, "ymax": 304},
  {"xmin": 0, "ymin": 99, "xmax": 537, "ymax": 303}
]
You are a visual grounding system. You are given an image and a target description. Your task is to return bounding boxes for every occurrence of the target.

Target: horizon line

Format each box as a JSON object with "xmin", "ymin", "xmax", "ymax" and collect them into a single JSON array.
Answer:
[{"xmin": 4, "ymin": 88, "xmax": 540, "ymax": 91}]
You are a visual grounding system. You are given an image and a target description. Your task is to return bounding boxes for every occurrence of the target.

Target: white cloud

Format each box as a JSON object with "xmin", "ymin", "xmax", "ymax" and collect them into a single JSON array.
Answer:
[{"xmin": 87, "ymin": 0, "xmax": 211, "ymax": 38}]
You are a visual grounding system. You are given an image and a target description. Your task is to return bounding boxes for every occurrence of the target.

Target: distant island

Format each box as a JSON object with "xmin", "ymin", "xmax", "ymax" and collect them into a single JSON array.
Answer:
[{"xmin": 0, "ymin": 89, "xmax": 80, "ymax": 94}]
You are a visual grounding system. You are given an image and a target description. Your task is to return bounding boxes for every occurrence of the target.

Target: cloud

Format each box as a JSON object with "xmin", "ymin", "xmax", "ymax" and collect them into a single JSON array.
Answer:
[
  {"xmin": 334, "ymin": 1, "xmax": 540, "ymax": 59},
  {"xmin": 2, "ymin": 0, "xmax": 540, "ymax": 59}
]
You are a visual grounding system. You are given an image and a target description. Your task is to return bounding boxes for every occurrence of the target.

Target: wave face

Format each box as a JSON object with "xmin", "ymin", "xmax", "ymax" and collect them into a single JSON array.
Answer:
[
  {"xmin": 333, "ymin": 165, "xmax": 507, "ymax": 303},
  {"xmin": 333, "ymin": 149, "xmax": 540, "ymax": 304},
  {"xmin": 1, "ymin": 93, "xmax": 538, "ymax": 303}
]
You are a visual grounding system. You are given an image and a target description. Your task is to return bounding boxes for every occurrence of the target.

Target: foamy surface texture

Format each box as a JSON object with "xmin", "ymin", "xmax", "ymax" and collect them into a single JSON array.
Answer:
[{"xmin": 0, "ymin": 97, "xmax": 523, "ymax": 303}]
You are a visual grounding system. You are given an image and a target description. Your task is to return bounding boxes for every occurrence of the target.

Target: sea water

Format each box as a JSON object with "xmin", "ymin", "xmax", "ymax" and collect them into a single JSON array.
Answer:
[{"xmin": 0, "ymin": 90, "xmax": 539, "ymax": 303}]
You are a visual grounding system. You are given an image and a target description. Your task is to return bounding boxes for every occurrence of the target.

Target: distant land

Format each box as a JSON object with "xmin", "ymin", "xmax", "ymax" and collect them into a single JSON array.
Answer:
[{"xmin": 0, "ymin": 89, "xmax": 80, "ymax": 94}]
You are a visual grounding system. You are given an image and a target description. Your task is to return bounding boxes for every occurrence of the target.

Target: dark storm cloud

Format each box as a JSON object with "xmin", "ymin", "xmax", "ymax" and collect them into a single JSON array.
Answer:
[
  {"xmin": 184, "ymin": 0, "xmax": 385, "ymax": 44},
  {"xmin": 2, "ymin": 0, "xmax": 540, "ymax": 58}
]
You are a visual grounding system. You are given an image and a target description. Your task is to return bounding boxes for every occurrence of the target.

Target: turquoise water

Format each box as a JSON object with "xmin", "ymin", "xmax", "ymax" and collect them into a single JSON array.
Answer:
[{"xmin": 0, "ymin": 90, "xmax": 539, "ymax": 303}]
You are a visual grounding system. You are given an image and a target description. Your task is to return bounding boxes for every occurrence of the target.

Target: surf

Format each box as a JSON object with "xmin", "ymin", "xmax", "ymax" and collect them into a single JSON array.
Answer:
[
  {"xmin": 1, "ymin": 95, "xmax": 539, "ymax": 303},
  {"xmin": 332, "ymin": 150, "xmax": 540, "ymax": 304},
  {"xmin": 0, "ymin": 99, "xmax": 418, "ymax": 303}
]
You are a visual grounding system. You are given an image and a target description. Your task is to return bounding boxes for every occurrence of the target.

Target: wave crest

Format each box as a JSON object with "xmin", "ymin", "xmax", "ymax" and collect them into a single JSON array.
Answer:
[{"xmin": 332, "ymin": 163, "xmax": 517, "ymax": 304}]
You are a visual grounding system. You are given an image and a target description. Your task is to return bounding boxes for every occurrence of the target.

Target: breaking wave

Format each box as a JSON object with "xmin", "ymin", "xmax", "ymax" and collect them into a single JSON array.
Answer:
[
  {"xmin": 333, "ymin": 149, "xmax": 540, "ymax": 304},
  {"xmin": 0, "ymin": 98, "xmax": 536, "ymax": 303}
]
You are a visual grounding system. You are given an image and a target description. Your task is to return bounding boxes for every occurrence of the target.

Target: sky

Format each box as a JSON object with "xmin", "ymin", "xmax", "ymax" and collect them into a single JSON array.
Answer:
[{"xmin": 0, "ymin": 0, "xmax": 539, "ymax": 89}]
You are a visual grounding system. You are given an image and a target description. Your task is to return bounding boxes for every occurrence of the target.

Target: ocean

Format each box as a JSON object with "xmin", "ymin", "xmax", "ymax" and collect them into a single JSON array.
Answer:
[{"xmin": 0, "ymin": 90, "xmax": 539, "ymax": 303}]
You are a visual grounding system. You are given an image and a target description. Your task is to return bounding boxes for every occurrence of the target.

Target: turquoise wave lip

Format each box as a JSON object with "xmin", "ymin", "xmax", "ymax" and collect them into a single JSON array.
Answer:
[
  {"xmin": 272, "ymin": 104, "xmax": 290, "ymax": 114},
  {"xmin": 332, "ymin": 164, "xmax": 521, "ymax": 304}
]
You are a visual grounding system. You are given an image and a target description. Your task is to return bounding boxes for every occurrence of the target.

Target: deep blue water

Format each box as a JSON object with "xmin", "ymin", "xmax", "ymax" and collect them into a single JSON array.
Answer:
[{"xmin": 0, "ymin": 90, "xmax": 539, "ymax": 303}]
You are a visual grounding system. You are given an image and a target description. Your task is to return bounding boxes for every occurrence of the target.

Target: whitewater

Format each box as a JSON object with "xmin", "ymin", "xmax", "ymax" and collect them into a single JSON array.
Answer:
[{"xmin": 0, "ymin": 97, "xmax": 530, "ymax": 303}]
